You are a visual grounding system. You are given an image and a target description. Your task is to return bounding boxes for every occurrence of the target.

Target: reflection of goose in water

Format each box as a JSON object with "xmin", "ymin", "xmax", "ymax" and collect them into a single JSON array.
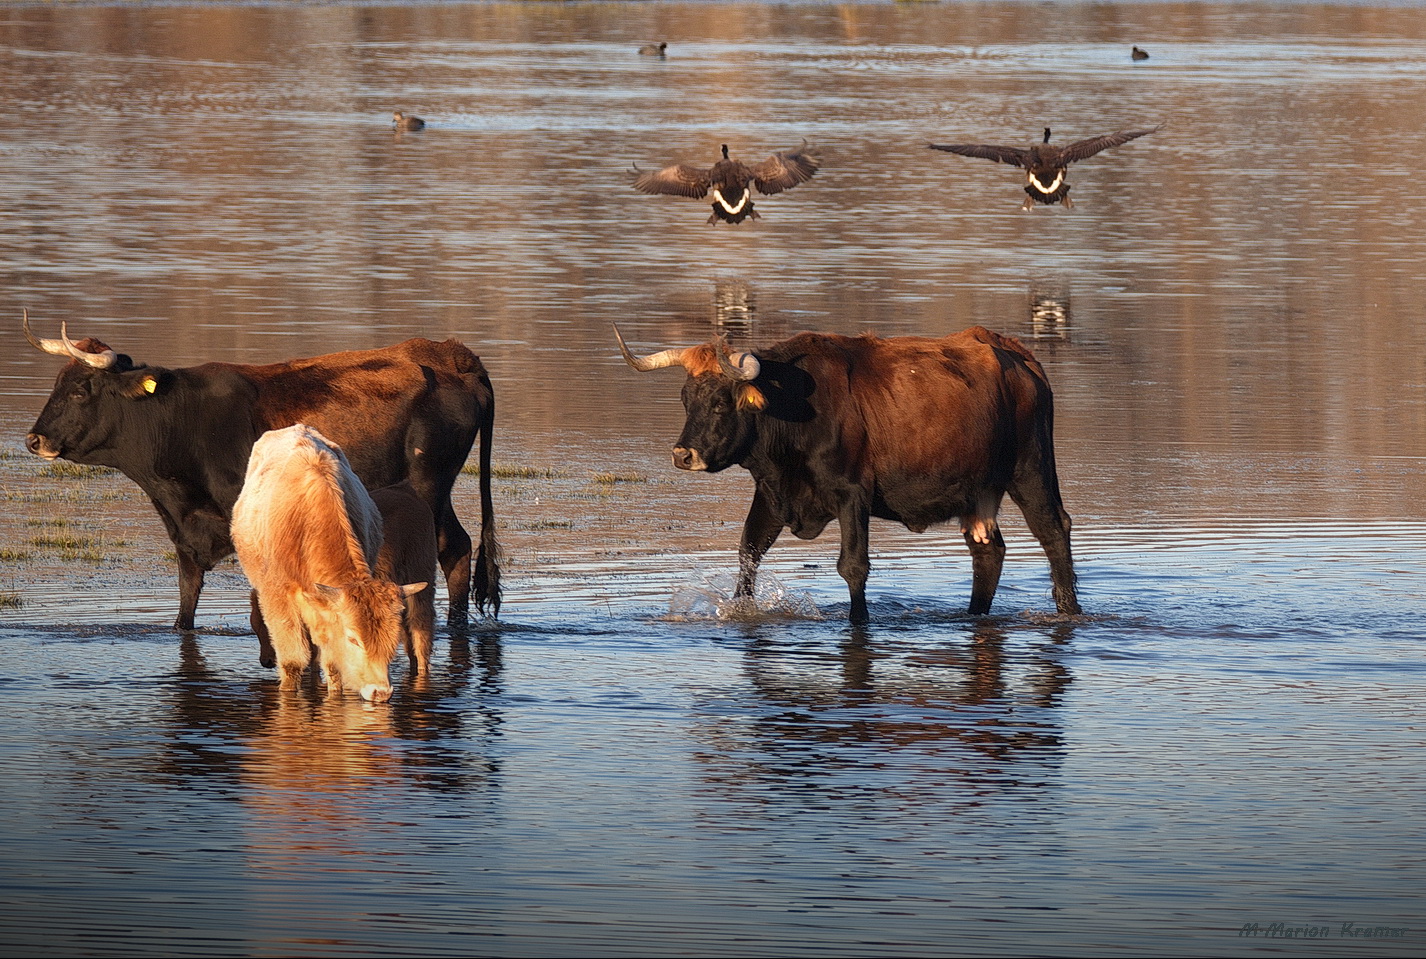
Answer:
[
  {"xmin": 1029, "ymin": 284, "xmax": 1073, "ymax": 338},
  {"xmin": 392, "ymin": 111, "xmax": 426, "ymax": 132},
  {"xmin": 713, "ymin": 279, "xmax": 756, "ymax": 340},
  {"xmin": 929, "ymin": 126, "xmax": 1159, "ymax": 210},
  {"xmin": 632, "ymin": 143, "xmax": 820, "ymax": 224}
]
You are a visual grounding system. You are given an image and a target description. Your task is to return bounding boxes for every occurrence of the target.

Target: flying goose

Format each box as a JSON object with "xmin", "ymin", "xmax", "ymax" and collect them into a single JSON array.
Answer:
[
  {"xmin": 632, "ymin": 143, "xmax": 820, "ymax": 224},
  {"xmin": 929, "ymin": 126, "xmax": 1159, "ymax": 209}
]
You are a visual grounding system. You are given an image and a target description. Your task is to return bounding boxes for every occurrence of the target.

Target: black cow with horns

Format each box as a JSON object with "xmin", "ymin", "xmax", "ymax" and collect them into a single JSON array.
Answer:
[
  {"xmin": 23, "ymin": 311, "xmax": 501, "ymax": 631},
  {"xmin": 616, "ymin": 323, "xmax": 1082, "ymax": 624}
]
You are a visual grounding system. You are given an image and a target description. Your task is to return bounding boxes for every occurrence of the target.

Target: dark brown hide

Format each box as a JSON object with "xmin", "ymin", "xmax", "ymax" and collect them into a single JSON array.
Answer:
[{"xmin": 621, "ymin": 325, "xmax": 1080, "ymax": 623}]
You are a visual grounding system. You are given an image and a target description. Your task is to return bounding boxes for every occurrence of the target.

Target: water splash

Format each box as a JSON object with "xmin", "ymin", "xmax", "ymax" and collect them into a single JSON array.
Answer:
[{"xmin": 667, "ymin": 569, "xmax": 823, "ymax": 622}]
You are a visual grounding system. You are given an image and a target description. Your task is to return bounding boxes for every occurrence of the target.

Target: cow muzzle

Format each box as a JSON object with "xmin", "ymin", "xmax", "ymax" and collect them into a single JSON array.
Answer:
[
  {"xmin": 672, "ymin": 447, "xmax": 707, "ymax": 471},
  {"xmin": 25, "ymin": 433, "xmax": 60, "ymax": 460},
  {"xmin": 360, "ymin": 682, "xmax": 393, "ymax": 703}
]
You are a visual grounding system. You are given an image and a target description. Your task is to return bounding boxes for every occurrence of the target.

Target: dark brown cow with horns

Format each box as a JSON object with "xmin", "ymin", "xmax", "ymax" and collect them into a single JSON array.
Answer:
[
  {"xmin": 616, "ymin": 323, "xmax": 1081, "ymax": 624},
  {"xmin": 23, "ymin": 311, "xmax": 500, "ymax": 631}
]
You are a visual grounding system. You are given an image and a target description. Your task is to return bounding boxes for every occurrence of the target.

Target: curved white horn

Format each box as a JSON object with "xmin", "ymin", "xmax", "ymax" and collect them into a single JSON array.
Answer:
[
  {"xmin": 614, "ymin": 324, "xmax": 689, "ymax": 372},
  {"xmin": 22, "ymin": 308, "xmax": 70, "ymax": 357},
  {"xmin": 60, "ymin": 322, "xmax": 119, "ymax": 369}
]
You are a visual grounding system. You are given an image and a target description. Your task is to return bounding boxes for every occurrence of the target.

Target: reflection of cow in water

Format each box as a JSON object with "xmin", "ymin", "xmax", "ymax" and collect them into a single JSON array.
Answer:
[
  {"xmin": 691, "ymin": 621, "xmax": 1075, "ymax": 803},
  {"xmin": 617, "ymin": 324, "xmax": 1081, "ymax": 623},
  {"xmin": 22, "ymin": 313, "xmax": 500, "ymax": 631},
  {"xmin": 233, "ymin": 425, "xmax": 426, "ymax": 702}
]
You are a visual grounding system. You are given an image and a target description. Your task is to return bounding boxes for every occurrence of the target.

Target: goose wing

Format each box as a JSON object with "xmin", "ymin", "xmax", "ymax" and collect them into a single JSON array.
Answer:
[
  {"xmin": 1055, "ymin": 127, "xmax": 1159, "ymax": 164},
  {"xmin": 632, "ymin": 162, "xmax": 713, "ymax": 199},
  {"xmin": 928, "ymin": 142, "xmax": 1033, "ymax": 168},
  {"xmin": 749, "ymin": 147, "xmax": 820, "ymax": 195}
]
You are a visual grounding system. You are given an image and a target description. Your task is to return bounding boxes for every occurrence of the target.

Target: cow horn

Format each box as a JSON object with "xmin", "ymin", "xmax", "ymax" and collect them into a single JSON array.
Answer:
[
  {"xmin": 22, "ymin": 308, "xmax": 70, "ymax": 357},
  {"xmin": 23, "ymin": 309, "xmax": 118, "ymax": 369},
  {"xmin": 60, "ymin": 322, "xmax": 119, "ymax": 369},
  {"xmin": 614, "ymin": 323, "xmax": 688, "ymax": 372},
  {"xmin": 716, "ymin": 337, "xmax": 761, "ymax": 381}
]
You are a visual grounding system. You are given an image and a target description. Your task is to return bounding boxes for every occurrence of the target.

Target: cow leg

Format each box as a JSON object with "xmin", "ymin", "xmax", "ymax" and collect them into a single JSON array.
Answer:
[
  {"xmin": 737, "ymin": 486, "xmax": 782, "ymax": 600},
  {"xmin": 965, "ymin": 525, "xmax": 1007, "ymax": 614},
  {"xmin": 1010, "ymin": 483, "xmax": 1081, "ymax": 615},
  {"xmin": 436, "ymin": 505, "xmax": 473, "ymax": 626},
  {"xmin": 837, "ymin": 500, "xmax": 872, "ymax": 625},
  {"xmin": 250, "ymin": 590, "xmax": 276, "ymax": 668},
  {"xmin": 174, "ymin": 552, "xmax": 207, "ymax": 631},
  {"xmin": 264, "ymin": 608, "xmax": 311, "ymax": 690},
  {"xmin": 407, "ymin": 586, "xmax": 436, "ymax": 676}
]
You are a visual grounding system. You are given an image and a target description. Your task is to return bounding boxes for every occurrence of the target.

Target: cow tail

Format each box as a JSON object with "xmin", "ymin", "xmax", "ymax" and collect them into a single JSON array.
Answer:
[{"xmin": 472, "ymin": 382, "xmax": 503, "ymax": 618}]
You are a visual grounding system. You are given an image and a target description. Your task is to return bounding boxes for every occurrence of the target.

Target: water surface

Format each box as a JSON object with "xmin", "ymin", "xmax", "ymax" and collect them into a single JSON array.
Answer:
[{"xmin": 1, "ymin": 2, "xmax": 1423, "ymax": 955}]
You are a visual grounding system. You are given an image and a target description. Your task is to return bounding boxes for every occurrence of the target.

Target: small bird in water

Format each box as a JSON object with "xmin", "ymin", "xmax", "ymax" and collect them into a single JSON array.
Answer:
[
  {"xmin": 1132, "ymin": 46, "xmax": 1150, "ymax": 60},
  {"xmin": 632, "ymin": 143, "xmax": 820, "ymax": 224},
  {"xmin": 639, "ymin": 42, "xmax": 668, "ymax": 57},
  {"xmin": 392, "ymin": 111, "xmax": 426, "ymax": 132},
  {"xmin": 928, "ymin": 126, "xmax": 1159, "ymax": 210}
]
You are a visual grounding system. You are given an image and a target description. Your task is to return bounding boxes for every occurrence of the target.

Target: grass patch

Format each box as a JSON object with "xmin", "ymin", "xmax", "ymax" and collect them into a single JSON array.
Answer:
[
  {"xmin": 463, "ymin": 462, "xmax": 567, "ymax": 480},
  {"xmin": 25, "ymin": 517, "xmax": 71, "ymax": 528},
  {"xmin": 591, "ymin": 471, "xmax": 649, "ymax": 485},
  {"xmin": 0, "ymin": 487, "xmax": 129, "ymax": 504},
  {"xmin": 0, "ymin": 591, "xmax": 21, "ymax": 610},
  {"xmin": 0, "ymin": 548, "xmax": 34, "ymax": 563},
  {"xmin": 30, "ymin": 533, "xmax": 128, "ymax": 552},
  {"xmin": 31, "ymin": 533, "xmax": 98, "ymax": 550},
  {"xmin": 36, "ymin": 462, "xmax": 118, "ymax": 479},
  {"xmin": 518, "ymin": 519, "xmax": 575, "ymax": 530}
]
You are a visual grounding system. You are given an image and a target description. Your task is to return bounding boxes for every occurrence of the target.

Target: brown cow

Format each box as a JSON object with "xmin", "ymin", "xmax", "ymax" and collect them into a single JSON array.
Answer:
[
  {"xmin": 617, "ymin": 324, "xmax": 1082, "ymax": 624},
  {"xmin": 233, "ymin": 425, "xmax": 425, "ymax": 702}
]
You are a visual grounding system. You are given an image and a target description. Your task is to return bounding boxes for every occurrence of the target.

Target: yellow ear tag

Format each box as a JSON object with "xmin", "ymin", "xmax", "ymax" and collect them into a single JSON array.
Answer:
[{"xmin": 142, "ymin": 376, "xmax": 158, "ymax": 394}]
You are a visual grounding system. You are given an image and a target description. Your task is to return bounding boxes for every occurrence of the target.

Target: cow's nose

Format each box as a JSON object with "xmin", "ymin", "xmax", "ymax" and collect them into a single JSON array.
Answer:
[
  {"xmin": 360, "ymin": 683, "xmax": 393, "ymax": 703},
  {"xmin": 672, "ymin": 447, "xmax": 696, "ymax": 471},
  {"xmin": 24, "ymin": 433, "xmax": 41, "ymax": 455}
]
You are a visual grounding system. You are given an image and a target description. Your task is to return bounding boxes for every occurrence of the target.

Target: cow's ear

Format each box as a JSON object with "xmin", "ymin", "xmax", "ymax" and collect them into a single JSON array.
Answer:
[
  {"xmin": 736, "ymin": 383, "xmax": 767, "ymax": 412},
  {"xmin": 123, "ymin": 370, "xmax": 167, "ymax": 400}
]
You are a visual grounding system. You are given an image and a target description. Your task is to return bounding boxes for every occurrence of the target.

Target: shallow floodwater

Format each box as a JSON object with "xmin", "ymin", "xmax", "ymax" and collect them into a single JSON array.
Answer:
[{"xmin": 1, "ymin": 2, "xmax": 1424, "ymax": 955}]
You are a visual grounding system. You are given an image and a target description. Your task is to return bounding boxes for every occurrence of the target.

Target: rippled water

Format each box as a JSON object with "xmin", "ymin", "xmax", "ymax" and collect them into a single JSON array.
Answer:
[{"xmin": 1, "ymin": 2, "xmax": 1424, "ymax": 955}]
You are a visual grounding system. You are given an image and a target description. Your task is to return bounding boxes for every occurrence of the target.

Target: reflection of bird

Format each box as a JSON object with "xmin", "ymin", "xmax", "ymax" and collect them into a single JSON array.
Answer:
[
  {"xmin": 1132, "ymin": 46, "xmax": 1150, "ymax": 60},
  {"xmin": 632, "ymin": 143, "xmax": 820, "ymax": 224},
  {"xmin": 639, "ymin": 41, "xmax": 667, "ymax": 57},
  {"xmin": 929, "ymin": 126, "xmax": 1158, "ymax": 210},
  {"xmin": 392, "ymin": 111, "xmax": 426, "ymax": 132}
]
